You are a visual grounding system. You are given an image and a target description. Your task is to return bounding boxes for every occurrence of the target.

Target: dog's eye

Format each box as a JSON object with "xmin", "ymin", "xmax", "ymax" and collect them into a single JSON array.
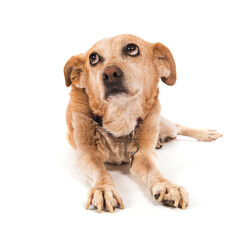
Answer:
[
  {"xmin": 124, "ymin": 44, "xmax": 140, "ymax": 57},
  {"xmin": 89, "ymin": 53, "xmax": 100, "ymax": 66}
]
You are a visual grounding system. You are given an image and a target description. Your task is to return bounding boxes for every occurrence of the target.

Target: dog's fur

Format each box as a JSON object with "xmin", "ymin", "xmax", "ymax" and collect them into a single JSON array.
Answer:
[{"xmin": 64, "ymin": 34, "xmax": 222, "ymax": 213}]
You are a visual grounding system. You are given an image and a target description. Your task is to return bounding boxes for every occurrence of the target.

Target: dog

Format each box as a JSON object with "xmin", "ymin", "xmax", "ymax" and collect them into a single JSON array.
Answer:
[{"xmin": 64, "ymin": 34, "xmax": 222, "ymax": 213}]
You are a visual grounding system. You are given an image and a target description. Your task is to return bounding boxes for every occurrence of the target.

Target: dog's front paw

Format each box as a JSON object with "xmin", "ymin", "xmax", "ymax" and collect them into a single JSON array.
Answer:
[
  {"xmin": 152, "ymin": 181, "xmax": 189, "ymax": 209},
  {"xmin": 85, "ymin": 184, "xmax": 124, "ymax": 213}
]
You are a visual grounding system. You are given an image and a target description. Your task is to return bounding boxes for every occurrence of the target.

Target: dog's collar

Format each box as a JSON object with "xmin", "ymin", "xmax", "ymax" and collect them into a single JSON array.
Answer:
[
  {"xmin": 93, "ymin": 114, "xmax": 103, "ymax": 127},
  {"xmin": 93, "ymin": 114, "xmax": 141, "ymax": 167}
]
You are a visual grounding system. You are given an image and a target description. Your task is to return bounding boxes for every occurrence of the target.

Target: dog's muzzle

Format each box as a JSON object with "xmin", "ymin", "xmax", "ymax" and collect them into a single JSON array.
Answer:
[{"xmin": 102, "ymin": 65, "xmax": 128, "ymax": 99}]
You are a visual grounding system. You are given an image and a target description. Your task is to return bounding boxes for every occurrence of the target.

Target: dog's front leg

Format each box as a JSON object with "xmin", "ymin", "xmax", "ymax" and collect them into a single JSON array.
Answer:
[
  {"xmin": 130, "ymin": 100, "xmax": 189, "ymax": 209},
  {"xmin": 78, "ymin": 150, "xmax": 124, "ymax": 213},
  {"xmin": 130, "ymin": 150, "xmax": 189, "ymax": 209},
  {"xmin": 72, "ymin": 112, "xmax": 124, "ymax": 213}
]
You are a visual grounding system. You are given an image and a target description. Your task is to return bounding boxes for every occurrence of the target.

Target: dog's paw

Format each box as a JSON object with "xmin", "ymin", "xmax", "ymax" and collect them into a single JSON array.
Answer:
[
  {"xmin": 85, "ymin": 184, "xmax": 124, "ymax": 213},
  {"xmin": 155, "ymin": 136, "xmax": 177, "ymax": 149},
  {"xmin": 152, "ymin": 182, "xmax": 189, "ymax": 209},
  {"xmin": 155, "ymin": 140, "xmax": 163, "ymax": 149},
  {"xmin": 195, "ymin": 129, "xmax": 223, "ymax": 142}
]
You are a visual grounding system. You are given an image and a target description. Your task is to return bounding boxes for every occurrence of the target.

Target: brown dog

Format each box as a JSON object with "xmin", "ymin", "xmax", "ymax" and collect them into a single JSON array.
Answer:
[{"xmin": 64, "ymin": 34, "xmax": 222, "ymax": 213}]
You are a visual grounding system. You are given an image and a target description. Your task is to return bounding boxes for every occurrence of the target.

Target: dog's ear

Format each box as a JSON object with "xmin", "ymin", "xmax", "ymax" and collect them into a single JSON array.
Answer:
[
  {"xmin": 64, "ymin": 54, "xmax": 86, "ymax": 87},
  {"xmin": 153, "ymin": 43, "xmax": 176, "ymax": 86}
]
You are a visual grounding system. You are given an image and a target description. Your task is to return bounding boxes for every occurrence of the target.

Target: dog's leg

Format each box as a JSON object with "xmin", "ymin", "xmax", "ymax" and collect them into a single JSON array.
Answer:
[
  {"xmin": 72, "ymin": 112, "xmax": 124, "ymax": 213},
  {"xmin": 78, "ymin": 150, "xmax": 124, "ymax": 213},
  {"xmin": 176, "ymin": 124, "xmax": 223, "ymax": 142},
  {"xmin": 156, "ymin": 116, "xmax": 177, "ymax": 148},
  {"xmin": 131, "ymin": 151, "xmax": 189, "ymax": 209},
  {"xmin": 131, "ymin": 101, "xmax": 189, "ymax": 209},
  {"xmin": 156, "ymin": 116, "xmax": 222, "ymax": 148}
]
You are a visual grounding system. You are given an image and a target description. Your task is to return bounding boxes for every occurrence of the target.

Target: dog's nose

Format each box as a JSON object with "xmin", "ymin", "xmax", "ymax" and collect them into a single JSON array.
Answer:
[{"xmin": 102, "ymin": 66, "xmax": 123, "ymax": 84}]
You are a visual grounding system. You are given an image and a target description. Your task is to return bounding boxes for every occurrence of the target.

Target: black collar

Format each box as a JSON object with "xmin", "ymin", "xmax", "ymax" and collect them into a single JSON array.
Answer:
[{"xmin": 93, "ymin": 114, "xmax": 103, "ymax": 126}]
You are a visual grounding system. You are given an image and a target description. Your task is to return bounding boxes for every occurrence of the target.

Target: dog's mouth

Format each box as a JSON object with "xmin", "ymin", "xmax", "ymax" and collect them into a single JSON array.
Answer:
[{"xmin": 104, "ymin": 87, "xmax": 128, "ymax": 100}]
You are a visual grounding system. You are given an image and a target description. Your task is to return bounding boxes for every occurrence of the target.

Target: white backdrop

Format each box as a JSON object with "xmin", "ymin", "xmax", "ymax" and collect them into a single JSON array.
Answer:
[{"xmin": 1, "ymin": 0, "xmax": 240, "ymax": 239}]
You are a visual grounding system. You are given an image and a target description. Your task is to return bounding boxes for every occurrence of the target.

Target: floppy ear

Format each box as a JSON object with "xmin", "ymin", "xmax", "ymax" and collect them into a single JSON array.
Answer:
[
  {"xmin": 64, "ymin": 54, "xmax": 86, "ymax": 87},
  {"xmin": 153, "ymin": 43, "xmax": 176, "ymax": 86}
]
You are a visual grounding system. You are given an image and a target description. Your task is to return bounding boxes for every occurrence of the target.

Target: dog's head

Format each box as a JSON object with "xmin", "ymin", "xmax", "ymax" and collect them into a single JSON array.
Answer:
[{"xmin": 64, "ymin": 34, "xmax": 176, "ymax": 106}]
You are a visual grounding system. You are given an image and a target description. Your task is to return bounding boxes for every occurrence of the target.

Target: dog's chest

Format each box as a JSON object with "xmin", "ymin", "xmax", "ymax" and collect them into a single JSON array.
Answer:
[{"xmin": 102, "ymin": 100, "xmax": 142, "ymax": 137}]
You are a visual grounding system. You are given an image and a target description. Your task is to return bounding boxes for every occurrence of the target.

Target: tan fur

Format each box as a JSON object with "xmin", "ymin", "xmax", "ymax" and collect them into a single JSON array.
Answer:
[{"xmin": 63, "ymin": 34, "xmax": 222, "ymax": 213}]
